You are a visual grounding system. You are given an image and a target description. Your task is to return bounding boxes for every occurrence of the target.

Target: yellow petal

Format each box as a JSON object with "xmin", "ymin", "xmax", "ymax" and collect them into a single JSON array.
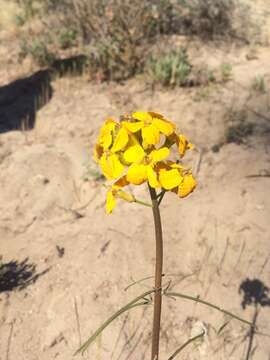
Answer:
[
  {"xmin": 126, "ymin": 163, "xmax": 147, "ymax": 185},
  {"xmin": 99, "ymin": 132, "xmax": 112, "ymax": 150},
  {"xmin": 132, "ymin": 111, "xmax": 152, "ymax": 123},
  {"xmin": 147, "ymin": 165, "xmax": 160, "ymax": 188},
  {"xmin": 101, "ymin": 119, "xmax": 117, "ymax": 133},
  {"xmin": 123, "ymin": 144, "xmax": 145, "ymax": 163},
  {"xmin": 178, "ymin": 134, "xmax": 193, "ymax": 157},
  {"xmin": 99, "ymin": 119, "xmax": 117, "ymax": 149},
  {"xmin": 149, "ymin": 147, "xmax": 170, "ymax": 163},
  {"xmin": 100, "ymin": 153, "xmax": 125, "ymax": 180},
  {"xmin": 122, "ymin": 121, "xmax": 144, "ymax": 133},
  {"xmin": 142, "ymin": 124, "xmax": 160, "ymax": 147},
  {"xmin": 159, "ymin": 168, "xmax": 183, "ymax": 190},
  {"xmin": 178, "ymin": 174, "xmax": 196, "ymax": 197},
  {"xmin": 111, "ymin": 127, "xmax": 129, "ymax": 152},
  {"xmin": 106, "ymin": 190, "xmax": 116, "ymax": 214},
  {"xmin": 152, "ymin": 118, "xmax": 175, "ymax": 136}
]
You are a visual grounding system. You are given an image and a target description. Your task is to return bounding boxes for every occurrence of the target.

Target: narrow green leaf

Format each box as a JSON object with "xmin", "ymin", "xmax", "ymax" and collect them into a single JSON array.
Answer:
[
  {"xmin": 217, "ymin": 321, "xmax": 230, "ymax": 335},
  {"xmin": 168, "ymin": 331, "xmax": 205, "ymax": 360},
  {"xmin": 74, "ymin": 289, "xmax": 155, "ymax": 356},
  {"xmin": 165, "ymin": 291, "xmax": 253, "ymax": 327}
]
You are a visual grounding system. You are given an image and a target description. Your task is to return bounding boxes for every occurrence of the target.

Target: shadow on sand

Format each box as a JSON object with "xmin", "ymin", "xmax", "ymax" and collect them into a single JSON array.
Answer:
[
  {"xmin": 0, "ymin": 257, "xmax": 49, "ymax": 293},
  {"xmin": 239, "ymin": 278, "xmax": 270, "ymax": 360},
  {"xmin": 0, "ymin": 55, "xmax": 87, "ymax": 134}
]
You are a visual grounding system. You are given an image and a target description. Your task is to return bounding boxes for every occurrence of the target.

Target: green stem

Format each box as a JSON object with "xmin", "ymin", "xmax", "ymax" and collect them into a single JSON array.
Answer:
[
  {"xmin": 135, "ymin": 199, "xmax": 153, "ymax": 207},
  {"xmin": 74, "ymin": 289, "xmax": 155, "ymax": 356},
  {"xmin": 168, "ymin": 331, "xmax": 205, "ymax": 360},
  {"xmin": 165, "ymin": 292, "xmax": 253, "ymax": 327},
  {"xmin": 148, "ymin": 185, "xmax": 163, "ymax": 360}
]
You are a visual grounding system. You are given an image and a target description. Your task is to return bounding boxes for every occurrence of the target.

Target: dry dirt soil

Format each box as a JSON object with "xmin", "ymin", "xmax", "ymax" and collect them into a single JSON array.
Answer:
[{"xmin": 0, "ymin": 4, "xmax": 270, "ymax": 360}]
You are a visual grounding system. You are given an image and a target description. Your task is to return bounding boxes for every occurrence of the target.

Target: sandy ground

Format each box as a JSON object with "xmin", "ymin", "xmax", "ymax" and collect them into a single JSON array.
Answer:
[{"xmin": 0, "ymin": 5, "xmax": 270, "ymax": 360}]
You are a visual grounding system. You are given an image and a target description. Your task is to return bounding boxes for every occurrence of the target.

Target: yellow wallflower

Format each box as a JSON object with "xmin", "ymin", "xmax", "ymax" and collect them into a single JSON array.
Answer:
[
  {"xmin": 99, "ymin": 153, "xmax": 125, "ymax": 180},
  {"xmin": 177, "ymin": 173, "xmax": 197, "ymax": 198},
  {"xmin": 106, "ymin": 176, "xmax": 135, "ymax": 214},
  {"xmin": 126, "ymin": 147, "xmax": 170, "ymax": 188},
  {"xmin": 95, "ymin": 118, "xmax": 130, "ymax": 180},
  {"xmin": 166, "ymin": 133, "xmax": 194, "ymax": 157},
  {"xmin": 110, "ymin": 127, "xmax": 129, "ymax": 153},
  {"xmin": 177, "ymin": 134, "xmax": 194, "ymax": 157},
  {"xmin": 94, "ymin": 111, "xmax": 196, "ymax": 213},
  {"xmin": 97, "ymin": 119, "xmax": 117, "ymax": 150},
  {"xmin": 157, "ymin": 162, "xmax": 196, "ymax": 197},
  {"xmin": 130, "ymin": 111, "xmax": 176, "ymax": 148}
]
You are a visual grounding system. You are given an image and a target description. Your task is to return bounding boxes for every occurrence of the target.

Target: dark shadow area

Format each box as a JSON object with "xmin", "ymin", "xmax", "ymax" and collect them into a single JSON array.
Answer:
[
  {"xmin": 0, "ymin": 70, "xmax": 53, "ymax": 133},
  {"xmin": 0, "ymin": 258, "xmax": 49, "ymax": 292},
  {"xmin": 239, "ymin": 278, "xmax": 270, "ymax": 309},
  {"xmin": 239, "ymin": 278, "xmax": 270, "ymax": 360},
  {"xmin": 52, "ymin": 55, "xmax": 87, "ymax": 78},
  {"xmin": 0, "ymin": 55, "xmax": 87, "ymax": 134}
]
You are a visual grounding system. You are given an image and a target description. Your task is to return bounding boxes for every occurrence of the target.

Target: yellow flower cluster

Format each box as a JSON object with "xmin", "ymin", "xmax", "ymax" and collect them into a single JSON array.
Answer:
[{"xmin": 94, "ymin": 111, "xmax": 196, "ymax": 213}]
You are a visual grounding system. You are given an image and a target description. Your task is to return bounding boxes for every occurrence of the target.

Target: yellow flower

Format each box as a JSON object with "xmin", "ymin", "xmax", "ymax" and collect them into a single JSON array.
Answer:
[
  {"xmin": 177, "ymin": 134, "xmax": 194, "ymax": 157},
  {"xmin": 97, "ymin": 119, "xmax": 117, "ymax": 150},
  {"xmin": 157, "ymin": 162, "xmax": 182, "ymax": 190},
  {"xmin": 129, "ymin": 111, "xmax": 176, "ymax": 148},
  {"xmin": 100, "ymin": 153, "xmax": 125, "ymax": 180},
  {"xmin": 166, "ymin": 133, "xmax": 194, "ymax": 157},
  {"xmin": 94, "ymin": 111, "xmax": 196, "ymax": 213},
  {"xmin": 123, "ymin": 144, "xmax": 145, "ymax": 163},
  {"xmin": 95, "ymin": 118, "xmax": 130, "ymax": 180},
  {"xmin": 126, "ymin": 147, "xmax": 170, "ymax": 188},
  {"xmin": 177, "ymin": 173, "xmax": 197, "ymax": 198},
  {"xmin": 110, "ymin": 127, "xmax": 129, "ymax": 153},
  {"xmin": 157, "ymin": 161, "xmax": 196, "ymax": 197},
  {"xmin": 159, "ymin": 168, "xmax": 183, "ymax": 190},
  {"xmin": 106, "ymin": 176, "xmax": 135, "ymax": 214}
]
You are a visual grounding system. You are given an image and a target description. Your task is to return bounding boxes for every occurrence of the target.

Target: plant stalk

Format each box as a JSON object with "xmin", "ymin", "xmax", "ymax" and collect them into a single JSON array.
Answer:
[{"xmin": 148, "ymin": 185, "xmax": 163, "ymax": 360}]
